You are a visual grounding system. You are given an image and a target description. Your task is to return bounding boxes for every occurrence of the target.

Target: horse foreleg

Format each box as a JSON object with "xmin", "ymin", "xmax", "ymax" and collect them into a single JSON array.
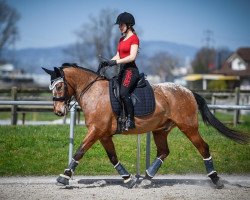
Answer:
[
  {"xmin": 56, "ymin": 127, "xmax": 100, "ymax": 186},
  {"xmin": 100, "ymin": 136, "xmax": 137, "ymax": 188},
  {"xmin": 145, "ymin": 130, "xmax": 170, "ymax": 179}
]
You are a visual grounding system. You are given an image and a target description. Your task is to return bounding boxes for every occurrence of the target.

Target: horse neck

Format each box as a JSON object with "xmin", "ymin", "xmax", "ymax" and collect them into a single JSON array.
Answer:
[{"xmin": 64, "ymin": 67, "xmax": 98, "ymax": 100}]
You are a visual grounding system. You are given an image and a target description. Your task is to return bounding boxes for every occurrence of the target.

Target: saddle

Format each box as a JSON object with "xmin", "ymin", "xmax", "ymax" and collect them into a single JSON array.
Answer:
[{"xmin": 109, "ymin": 73, "xmax": 156, "ymax": 133}]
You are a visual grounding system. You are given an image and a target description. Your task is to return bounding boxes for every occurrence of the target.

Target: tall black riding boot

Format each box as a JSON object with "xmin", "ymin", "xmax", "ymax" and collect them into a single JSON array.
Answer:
[{"xmin": 122, "ymin": 95, "xmax": 135, "ymax": 130}]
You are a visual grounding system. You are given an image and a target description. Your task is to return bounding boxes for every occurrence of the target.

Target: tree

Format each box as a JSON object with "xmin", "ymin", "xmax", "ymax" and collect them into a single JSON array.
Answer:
[
  {"xmin": 67, "ymin": 9, "xmax": 120, "ymax": 69},
  {"xmin": 216, "ymin": 48, "xmax": 232, "ymax": 70},
  {"xmin": 191, "ymin": 47, "xmax": 216, "ymax": 74},
  {"xmin": 148, "ymin": 51, "xmax": 181, "ymax": 82},
  {"xmin": 0, "ymin": 0, "xmax": 20, "ymax": 62}
]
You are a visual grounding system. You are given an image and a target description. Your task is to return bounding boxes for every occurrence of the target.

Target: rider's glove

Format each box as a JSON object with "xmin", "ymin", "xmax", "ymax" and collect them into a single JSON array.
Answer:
[{"xmin": 100, "ymin": 60, "xmax": 117, "ymax": 67}]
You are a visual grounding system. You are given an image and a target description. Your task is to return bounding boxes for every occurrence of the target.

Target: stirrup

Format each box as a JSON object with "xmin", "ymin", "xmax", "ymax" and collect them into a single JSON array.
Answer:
[{"xmin": 125, "ymin": 118, "xmax": 135, "ymax": 131}]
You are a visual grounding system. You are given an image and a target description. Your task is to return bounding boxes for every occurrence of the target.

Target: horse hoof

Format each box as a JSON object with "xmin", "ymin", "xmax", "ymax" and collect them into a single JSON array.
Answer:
[
  {"xmin": 209, "ymin": 172, "xmax": 224, "ymax": 189},
  {"xmin": 138, "ymin": 178, "xmax": 152, "ymax": 188},
  {"xmin": 124, "ymin": 175, "xmax": 137, "ymax": 188},
  {"xmin": 215, "ymin": 179, "xmax": 224, "ymax": 189},
  {"xmin": 56, "ymin": 174, "xmax": 70, "ymax": 186}
]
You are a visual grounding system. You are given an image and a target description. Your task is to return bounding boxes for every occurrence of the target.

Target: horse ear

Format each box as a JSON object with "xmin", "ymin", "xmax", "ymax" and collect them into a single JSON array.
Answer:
[
  {"xmin": 54, "ymin": 67, "xmax": 62, "ymax": 78},
  {"xmin": 42, "ymin": 67, "xmax": 54, "ymax": 76}
]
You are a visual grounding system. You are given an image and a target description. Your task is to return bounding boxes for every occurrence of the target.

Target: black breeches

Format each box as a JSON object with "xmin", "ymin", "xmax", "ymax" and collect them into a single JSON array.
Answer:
[
  {"xmin": 119, "ymin": 67, "xmax": 139, "ymax": 117},
  {"xmin": 119, "ymin": 67, "xmax": 139, "ymax": 99}
]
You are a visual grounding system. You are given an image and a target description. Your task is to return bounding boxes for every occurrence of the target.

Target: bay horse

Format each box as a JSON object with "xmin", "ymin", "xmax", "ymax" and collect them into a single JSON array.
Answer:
[{"xmin": 42, "ymin": 63, "xmax": 249, "ymax": 189}]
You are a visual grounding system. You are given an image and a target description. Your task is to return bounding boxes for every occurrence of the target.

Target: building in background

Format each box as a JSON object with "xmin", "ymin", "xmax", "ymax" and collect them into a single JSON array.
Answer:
[
  {"xmin": 182, "ymin": 48, "xmax": 250, "ymax": 90},
  {"xmin": 0, "ymin": 63, "xmax": 35, "ymax": 88},
  {"xmin": 214, "ymin": 48, "xmax": 250, "ymax": 90}
]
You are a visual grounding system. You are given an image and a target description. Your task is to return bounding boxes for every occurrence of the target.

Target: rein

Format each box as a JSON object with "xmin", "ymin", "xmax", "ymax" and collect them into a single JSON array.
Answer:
[
  {"xmin": 68, "ymin": 75, "xmax": 104, "ymax": 110},
  {"xmin": 78, "ymin": 76, "xmax": 104, "ymax": 100}
]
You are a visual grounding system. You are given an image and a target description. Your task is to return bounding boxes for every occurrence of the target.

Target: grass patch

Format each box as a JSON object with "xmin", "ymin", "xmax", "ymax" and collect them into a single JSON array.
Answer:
[
  {"xmin": 0, "ymin": 121, "xmax": 249, "ymax": 176},
  {"xmin": 0, "ymin": 112, "xmax": 61, "ymax": 121}
]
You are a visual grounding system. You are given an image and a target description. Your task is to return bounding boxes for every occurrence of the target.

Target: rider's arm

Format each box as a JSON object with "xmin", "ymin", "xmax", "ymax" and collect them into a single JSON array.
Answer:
[
  {"xmin": 115, "ymin": 44, "xmax": 138, "ymax": 64},
  {"xmin": 111, "ymin": 52, "xmax": 120, "ymax": 60}
]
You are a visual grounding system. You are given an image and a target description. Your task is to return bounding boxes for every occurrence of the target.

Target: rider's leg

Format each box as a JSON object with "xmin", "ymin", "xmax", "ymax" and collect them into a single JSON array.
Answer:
[
  {"xmin": 120, "ymin": 68, "xmax": 139, "ymax": 130},
  {"xmin": 121, "ymin": 95, "xmax": 135, "ymax": 130}
]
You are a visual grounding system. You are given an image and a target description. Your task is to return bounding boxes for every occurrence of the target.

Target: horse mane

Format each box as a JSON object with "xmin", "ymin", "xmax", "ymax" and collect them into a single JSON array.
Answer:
[{"xmin": 60, "ymin": 63, "xmax": 98, "ymax": 75}]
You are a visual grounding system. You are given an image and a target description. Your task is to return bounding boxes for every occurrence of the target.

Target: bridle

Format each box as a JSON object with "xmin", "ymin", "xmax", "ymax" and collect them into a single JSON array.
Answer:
[
  {"xmin": 50, "ymin": 67, "xmax": 103, "ymax": 111},
  {"xmin": 49, "ymin": 68, "xmax": 74, "ymax": 111}
]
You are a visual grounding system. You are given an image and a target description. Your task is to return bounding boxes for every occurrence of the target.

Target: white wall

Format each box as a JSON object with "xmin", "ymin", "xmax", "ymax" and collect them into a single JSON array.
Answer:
[{"xmin": 231, "ymin": 57, "xmax": 246, "ymax": 70}]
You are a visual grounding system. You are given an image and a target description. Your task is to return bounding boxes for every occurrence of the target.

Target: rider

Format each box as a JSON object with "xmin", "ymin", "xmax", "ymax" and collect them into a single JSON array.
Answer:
[{"xmin": 100, "ymin": 12, "xmax": 140, "ymax": 130}]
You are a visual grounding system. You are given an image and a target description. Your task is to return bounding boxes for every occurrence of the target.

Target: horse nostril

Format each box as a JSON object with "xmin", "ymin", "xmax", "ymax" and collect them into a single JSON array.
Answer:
[{"xmin": 55, "ymin": 111, "xmax": 63, "ymax": 116}]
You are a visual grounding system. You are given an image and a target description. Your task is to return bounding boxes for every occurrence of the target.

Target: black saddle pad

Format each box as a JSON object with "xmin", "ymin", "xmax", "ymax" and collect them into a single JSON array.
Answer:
[{"xmin": 109, "ymin": 80, "xmax": 155, "ymax": 117}]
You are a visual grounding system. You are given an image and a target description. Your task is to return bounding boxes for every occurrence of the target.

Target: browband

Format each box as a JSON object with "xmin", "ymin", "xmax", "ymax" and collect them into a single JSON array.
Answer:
[{"xmin": 49, "ymin": 78, "xmax": 64, "ymax": 90}]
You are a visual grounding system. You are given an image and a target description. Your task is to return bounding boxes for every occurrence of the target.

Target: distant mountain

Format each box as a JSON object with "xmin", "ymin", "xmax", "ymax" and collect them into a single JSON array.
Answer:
[
  {"xmin": 140, "ymin": 40, "xmax": 197, "ymax": 59},
  {"xmin": 3, "ymin": 46, "xmax": 73, "ymax": 74},
  {"xmin": 3, "ymin": 40, "xmax": 198, "ymax": 74}
]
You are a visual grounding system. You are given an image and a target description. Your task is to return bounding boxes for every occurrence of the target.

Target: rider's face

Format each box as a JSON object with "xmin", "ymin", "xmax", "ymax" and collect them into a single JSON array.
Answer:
[{"xmin": 119, "ymin": 23, "xmax": 127, "ymax": 33}]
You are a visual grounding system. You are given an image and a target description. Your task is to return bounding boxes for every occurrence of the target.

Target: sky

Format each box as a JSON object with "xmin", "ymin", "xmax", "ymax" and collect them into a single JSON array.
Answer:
[{"xmin": 7, "ymin": 0, "xmax": 250, "ymax": 51}]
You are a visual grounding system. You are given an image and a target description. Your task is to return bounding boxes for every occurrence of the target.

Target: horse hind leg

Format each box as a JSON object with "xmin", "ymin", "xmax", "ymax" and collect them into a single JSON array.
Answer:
[
  {"xmin": 179, "ymin": 124, "xmax": 224, "ymax": 189},
  {"xmin": 145, "ymin": 130, "xmax": 170, "ymax": 179},
  {"xmin": 99, "ymin": 136, "xmax": 137, "ymax": 188},
  {"xmin": 138, "ymin": 129, "xmax": 170, "ymax": 189}
]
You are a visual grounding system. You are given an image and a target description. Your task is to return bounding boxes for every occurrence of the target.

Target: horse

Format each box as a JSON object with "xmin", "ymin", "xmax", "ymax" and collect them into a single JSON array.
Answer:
[{"xmin": 42, "ymin": 63, "xmax": 249, "ymax": 189}]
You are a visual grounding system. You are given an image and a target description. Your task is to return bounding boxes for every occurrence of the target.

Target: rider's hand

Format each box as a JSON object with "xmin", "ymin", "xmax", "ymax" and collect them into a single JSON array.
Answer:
[
  {"xmin": 107, "ymin": 60, "xmax": 117, "ymax": 66},
  {"xmin": 100, "ymin": 60, "xmax": 117, "ymax": 67}
]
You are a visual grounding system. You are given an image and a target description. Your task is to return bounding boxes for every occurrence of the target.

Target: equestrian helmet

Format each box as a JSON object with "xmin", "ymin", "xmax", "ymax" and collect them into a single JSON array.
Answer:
[{"xmin": 115, "ymin": 12, "xmax": 135, "ymax": 26}]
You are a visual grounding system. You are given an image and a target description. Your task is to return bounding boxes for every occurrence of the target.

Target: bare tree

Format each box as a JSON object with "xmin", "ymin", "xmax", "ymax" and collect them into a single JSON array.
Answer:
[
  {"xmin": 216, "ymin": 48, "xmax": 232, "ymax": 70},
  {"xmin": 191, "ymin": 47, "xmax": 216, "ymax": 74},
  {"xmin": 0, "ymin": 0, "xmax": 20, "ymax": 62},
  {"xmin": 67, "ymin": 8, "xmax": 120, "ymax": 69},
  {"xmin": 149, "ymin": 52, "xmax": 181, "ymax": 82}
]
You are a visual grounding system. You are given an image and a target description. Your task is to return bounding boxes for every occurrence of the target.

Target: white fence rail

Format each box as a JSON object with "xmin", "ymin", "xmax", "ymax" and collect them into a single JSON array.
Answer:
[
  {"xmin": 208, "ymin": 105, "xmax": 250, "ymax": 110},
  {"xmin": 1, "ymin": 100, "xmax": 250, "ymax": 176}
]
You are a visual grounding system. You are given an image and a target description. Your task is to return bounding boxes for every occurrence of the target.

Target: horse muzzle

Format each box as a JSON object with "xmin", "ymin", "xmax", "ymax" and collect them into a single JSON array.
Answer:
[
  {"xmin": 55, "ymin": 111, "xmax": 65, "ymax": 117},
  {"xmin": 54, "ymin": 104, "xmax": 68, "ymax": 117}
]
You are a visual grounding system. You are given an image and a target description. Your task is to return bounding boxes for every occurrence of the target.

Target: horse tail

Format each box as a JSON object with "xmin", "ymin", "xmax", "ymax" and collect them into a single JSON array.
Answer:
[{"xmin": 192, "ymin": 92, "xmax": 249, "ymax": 144}]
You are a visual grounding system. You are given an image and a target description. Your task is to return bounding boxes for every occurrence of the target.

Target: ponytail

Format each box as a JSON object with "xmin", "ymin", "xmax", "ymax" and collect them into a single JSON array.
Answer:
[
  {"xmin": 130, "ymin": 26, "xmax": 140, "ymax": 54},
  {"xmin": 125, "ymin": 24, "xmax": 137, "ymax": 35},
  {"xmin": 130, "ymin": 26, "xmax": 137, "ymax": 35}
]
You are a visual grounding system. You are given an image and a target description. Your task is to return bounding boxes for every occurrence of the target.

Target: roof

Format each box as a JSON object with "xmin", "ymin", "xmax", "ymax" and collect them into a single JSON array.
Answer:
[{"xmin": 237, "ymin": 48, "xmax": 250, "ymax": 64}]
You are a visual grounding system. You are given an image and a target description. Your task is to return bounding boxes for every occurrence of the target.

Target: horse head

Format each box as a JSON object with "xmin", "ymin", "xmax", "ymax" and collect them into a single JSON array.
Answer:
[{"xmin": 42, "ymin": 66, "xmax": 73, "ymax": 116}]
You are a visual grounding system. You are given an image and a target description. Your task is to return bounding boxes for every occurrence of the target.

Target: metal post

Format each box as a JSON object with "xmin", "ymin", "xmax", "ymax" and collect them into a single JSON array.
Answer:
[
  {"xmin": 136, "ymin": 134, "xmax": 141, "ymax": 178},
  {"xmin": 22, "ymin": 113, "xmax": 25, "ymax": 125},
  {"xmin": 234, "ymin": 87, "xmax": 240, "ymax": 126},
  {"xmin": 68, "ymin": 104, "xmax": 76, "ymax": 165},
  {"xmin": 63, "ymin": 115, "xmax": 67, "ymax": 124},
  {"xmin": 11, "ymin": 87, "xmax": 18, "ymax": 125},
  {"xmin": 202, "ymin": 78, "xmax": 207, "ymax": 90},
  {"xmin": 211, "ymin": 94, "xmax": 216, "ymax": 114},
  {"xmin": 146, "ymin": 132, "xmax": 151, "ymax": 169},
  {"xmin": 77, "ymin": 110, "xmax": 81, "ymax": 124}
]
